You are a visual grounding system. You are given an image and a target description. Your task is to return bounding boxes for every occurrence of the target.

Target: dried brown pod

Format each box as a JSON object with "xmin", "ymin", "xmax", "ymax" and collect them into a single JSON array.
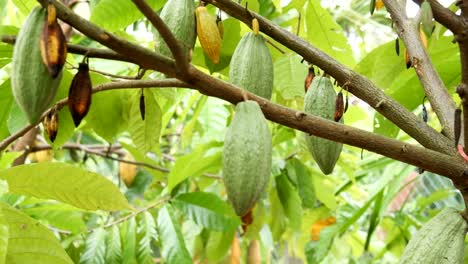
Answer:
[
  {"xmin": 241, "ymin": 207, "xmax": 254, "ymax": 232},
  {"xmin": 43, "ymin": 110, "xmax": 58, "ymax": 142},
  {"xmin": 334, "ymin": 91, "xmax": 344, "ymax": 122},
  {"xmin": 139, "ymin": 92, "xmax": 145, "ymax": 120},
  {"xmin": 40, "ymin": 3, "xmax": 67, "ymax": 78},
  {"xmin": 68, "ymin": 62, "xmax": 92, "ymax": 127},
  {"xmin": 304, "ymin": 66, "xmax": 315, "ymax": 92}
]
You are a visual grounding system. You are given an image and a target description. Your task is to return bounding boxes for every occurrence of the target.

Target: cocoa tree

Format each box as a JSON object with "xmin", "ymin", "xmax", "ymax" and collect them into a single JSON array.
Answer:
[{"xmin": 0, "ymin": 0, "xmax": 466, "ymax": 263}]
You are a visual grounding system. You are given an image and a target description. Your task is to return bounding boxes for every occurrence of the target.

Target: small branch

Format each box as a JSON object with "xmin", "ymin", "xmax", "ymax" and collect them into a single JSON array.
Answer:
[
  {"xmin": 69, "ymin": 66, "xmax": 141, "ymax": 80},
  {"xmin": 30, "ymin": 143, "xmax": 170, "ymax": 172},
  {"xmin": 131, "ymin": 0, "xmax": 190, "ymax": 78},
  {"xmin": 385, "ymin": 0, "xmax": 456, "ymax": 140},
  {"xmin": 265, "ymin": 38, "xmax": 286, "ymax": 54},
  {"xmin": 411, "ymin": 0, "xmax": 464, "ymax": 34},
  {"xmin": 0, "ymin": 79, "xmax": 192, "ymax": 152}
]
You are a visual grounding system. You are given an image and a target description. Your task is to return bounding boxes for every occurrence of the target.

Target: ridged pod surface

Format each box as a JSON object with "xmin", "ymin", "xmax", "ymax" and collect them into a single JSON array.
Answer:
[
  {"xmin": 229, "ymin": 32, "xmax": 273, "ymax": 100},
  {"xmin": 304, "ymin": 76, "xmax": 342, "ymax": 175},
  {"xmin": 399, "ymin": 207, "xmax": 467, "ymax": 264},
  {"xmin": 11, "ymin": 7, "xmax": 62, "ymax": 124},
  {"xmin": 196, "ymin": 6, "xmax": 222, "ymax": 64},
  {"xmin": 223, "ymin": 101, "xmax": 271, "ymax": 216},
  {"xmin": 155, "ymin": 0, "xmax": 196, "ymax": 58}
]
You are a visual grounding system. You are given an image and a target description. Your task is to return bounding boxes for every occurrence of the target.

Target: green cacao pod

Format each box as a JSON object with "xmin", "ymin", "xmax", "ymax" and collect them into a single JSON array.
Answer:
[
  {"xmin": 11, "ymin": 7, "xmax": 62, "ymax": 124},
  {"xmin": 399, "ymin": 207, "xmax": 467, "ymax": 264},
  {"xmin": 304, "ymin": 76, "xmax": 342, "ymax": 175},
  {"xmin": 223, "ymin": 101, "xmax": 272, "ymax": 216},
  {"xmin": 154, "ymin": 0, "xmax": 196, "ymax": 58},
  {"xmin": 229, "ymin": 32, "xmax": 274, "ymax": 100}
]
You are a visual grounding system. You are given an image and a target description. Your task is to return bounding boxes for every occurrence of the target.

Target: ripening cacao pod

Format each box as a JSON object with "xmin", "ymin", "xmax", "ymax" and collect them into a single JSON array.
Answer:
[
  {"xmin": 229, "ymin": 32, "xmax": 274, "ymax": 100},
  {"xmin": 40, "ymin": 3, "xmax": 67, "ymax": 78},
  {"xmin": 399, "ymin": 208, "xmax": 467, "ymax": 264},
  {"xmin": 68, "ymin": 62, "xmax": 92, "ymax": 127},
  {"xmin": 230, "ymin": 236, "xmax": 241, "ymax": 264},
  {"xmin": 155, "ymin": 0, "xmax": 196, "ymax": 58},
  {"xmin": 304, "ymin": 76, "xmax": 343, "ymax": 175},
  {"xmin": 247, "ymin": 240, "xmax": 261, "ymax": 264},
  {"xmin": 11, "ymin": 7, "xmax": 62, "ymax": 124},
  {"xmin": 304, "ymin": 66, "xmax": 315, "ymax": 92},
  {"xmin": 43, "ymin": 110, "xmax": 59, "ymax": 142},
  {"xmin": 223, "ymin": 101, "xmax": 272, "ymax": 217},
  {"xmin": 119, "ymin": 153, "xmax": 138, "ymax": 187},
  {"xmin": 196, "ymin": 5, "xmax": 222, "ymax": 64}
]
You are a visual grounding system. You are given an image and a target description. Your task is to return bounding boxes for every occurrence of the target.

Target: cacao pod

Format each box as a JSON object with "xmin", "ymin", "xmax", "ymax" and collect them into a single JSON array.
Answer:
[
  {"xmin": 119, "ymin": 153, "xmax": 138, "ymax": 187},
  {"xmin": 399, "ymin": 207, "xmax": 467, "ymax": 264},
  {"xmin": 247, "ymin": 240, "xmax": 261, "ymax": 264},
  {"xmin": 421, "ymin": 1, "xmax": 434, "ymax": 38},
  {"xmin": 230, "ymin": 236, "xmax": 241, "ymax": 264},
  {"xmin": 155, "ymin": 0, "xmax": 196, "ymax": 58},
  {"xmin": 68, "ymin": 62, "xmax": 92, "ymax": 127},
  {"xmin": 304, "ymin": 66, "xmax": 315, "ymax": 92},
  {"xmin": 139, "ymin": 92, "xmax": 145, "ymax": 120},
  {"xmin": 304, "ymin": 76, "xmax": 343, "ymax": 175},
  {"xmin": 43, "ymin": 110, "xmax": 59, "ymax": 142},
  {"xmin": 229, "ymin": 32, "xmax": 274, "ymax": 100},
  {"xmin": 196, "ymin": 6, "xmax": 222, "ymax": 64},
  {"xmin": 223, "ymin": 101, "xmax": 272, "ymax": 217},
  {"xmin": 11, "ymin": 7, "xmax": 62, "ymax": 124},
  {"xmin": 40, "ymin": 3, "xmax": 67, "ymax": 78}
]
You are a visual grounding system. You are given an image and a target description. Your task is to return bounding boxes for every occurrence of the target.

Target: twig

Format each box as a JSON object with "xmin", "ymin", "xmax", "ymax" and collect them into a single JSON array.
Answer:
[
  {"xmin": 411, "ymin": 0, "xmax": 464, "ymax": 34},
  {"xmin": 0, "ymin": 79, "xmax": 192, "ymax": 152},
  {"xmin": 131, "ymin": 0, "xmax": 190, "ymax": 78},
  {"xmin": 265, "ymin": 38, "xmax": 286, "ymax": 54},
  {"xmin": 69, "ymin": 65, "xmax": 140, "ymax": 80}
]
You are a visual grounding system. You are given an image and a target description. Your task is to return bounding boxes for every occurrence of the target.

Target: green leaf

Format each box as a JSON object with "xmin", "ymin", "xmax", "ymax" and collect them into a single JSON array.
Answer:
[
  {"xmin": 364, "ymin": 189, "xmax": 384, "ymax": 250},
  {"xmin": 0, "ymin": 202, "xmax": 73, "ymax": 264},
  {"xmin": 274, "ymin": 54, "xmax": 308, "ymax": 100},
  {"xmin": 11, "ymin": 0, "xmax": 38, "ymax": 16},
  {"xmin": 0, "ymin": 152, "xmax": 22, "ymax": 170},
  {"xmin": 168, "ymin": 142, "xmax": 222, "ymax": 192},
  {"xmin": 137, "ymin": 211, "xmax": 157, "ymax": 264},
  {"xmin": 90, "ymin": 0, "xmax": 159, "ymax": 32},
  {"xmin": 80, "ymin": 227, "xmax": 106, "ymax": 264},
  {"xmin": 181, "ymin": 96, "xmax": 207, "ymax": 148},
  {"xmin": 0, "ymin": 80, "xmax": 13, "ymax": 140},
  {"xmin": 205, "ymin": 230, "xmax": 235, "ymax": 262},
  {"xmin": 22, "ymin": 204, "xmax": 86, "ymax": 234},
  {"xmin": 85, "ymin": 74, "xmax": 125, "ymax": 142},
  {"xmin": 287, "ymin": 158, "xmax": 315, "ymax": 208},
  {"xmin": 275, "ymin": 172, "xmax": 302, "ymax": 231},
  {"xmin": 373, "ymin": 113, "xmax": 399, "ymax": 138},
  {"xmin": 0, "ymin": 206, "xmax": 8, "ymax": 264},
  {"xmin": 0, "ymin": 162, "xmax": 131, "ymax": 211},
  {"xmin": 121, "ymin": 217, "xmax": 137, "ymax": 264},
  {"xmin": 305, "ymin": 224, "xmax": 339, "ymax": 263},
  {"xmin": 7, "ymin": 102, "xmax": 27, "ymax": 135},
  {"xmin": 157, "ymin": 205, "xmax": 192, "ymax": 264},
  {"xmin": 174, "ymin": 192, "xmax": 240, "ymax": 231},
  {"xmin": 313, "ymin": 175, "xmax": 337, "ymax": 210},
  {"xmin": 128, "ymin": 90, "xmax": 162, "ymax": 153},
  {"xmin": 105, "ymin": 225, "xmax": 122, "ymax": 264},
  {"xmin": 304, "ymin": 1, "xmax": 355, "ymax": 67}
]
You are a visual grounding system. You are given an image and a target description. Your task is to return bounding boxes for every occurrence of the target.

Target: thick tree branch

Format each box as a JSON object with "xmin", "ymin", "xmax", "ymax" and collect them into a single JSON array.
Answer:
[
  {"xmin": 384, "ymin": 0, "xmax": 456, "ymax": 140},
  {"xmin": 412, "ymin": 0, "xmax": 465, "ymax": 33},
  {"xmin": 203, "ymin": 0, "xmax": 454, "ymax": 155},
  {"xmin": 131, "ymin": 0, "xmax": 190, "ymax": 77}
]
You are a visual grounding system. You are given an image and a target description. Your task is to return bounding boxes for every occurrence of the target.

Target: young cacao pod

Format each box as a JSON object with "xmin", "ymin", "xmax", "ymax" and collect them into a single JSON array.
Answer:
[
  {"xmin": 223, "ymin": 101, "xmax": 272, "ymax": 217},
  {"xmin": 229, "ymin": 32, "xmax": 274, "ymax": 100},
  {"xmin": 421, "ymin": 1, "xmax": 434, "ymax": 38},
  {"xmin": 304, "ymin": 76, "xmax": 343, "ymax": 175},
  {"xmin": 399, "ymin": 208, "xmax": 467, "ymax": 264},
  {"xmin": 43, "ymin": 110, "xmax": 59, "ymax": 142},
  {"xmin": 11, "ymin": 7, "xmax": 62, "ymax": 124},
  {"xmin": 68, "ymin": 62, "xmax": 92, "ymax": 127},
  {"xmin": 155, "ymin": 0, "xmax": 196, "ymax": 58},
  {"xmin": 119, "ymin": 153, "xmax": 138, "ymax": 187},
  {"xmin": 40, "ymin": 3, "xmax": 67, "ymax": 78},
  {"xmin": 196, "ymin": 5, "xmax": 222, "ymax": 64},
  {"xmin": 304, "ymin": 66, "xmax": 315, "ymax": 92},
  {"xmin": 334, "ymin": 91, "xmax": 344, "ymax": 122}
]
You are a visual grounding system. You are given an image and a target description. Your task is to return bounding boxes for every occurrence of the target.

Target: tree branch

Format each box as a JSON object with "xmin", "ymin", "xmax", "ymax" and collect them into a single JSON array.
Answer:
[
  {"xmin": 384, "ymin": 0, "xmax": 456, "ymax": 140},
  {"xmin": 0, "ymin": 79, "xmax": 191, "ymax": 152},
  {"xmin": 411, "ymin": 0, "xmax": 464, "ymax": 34},
  {"xmin": 131, "ymin": 0, "xmax": 190, "ymax": 78},
  {"xmin": 203, "ymin": 0, "xmax": 454, "ymax": 155}
]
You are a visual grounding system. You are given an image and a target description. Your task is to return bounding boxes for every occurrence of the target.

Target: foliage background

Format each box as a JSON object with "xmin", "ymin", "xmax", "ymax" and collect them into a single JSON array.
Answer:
[{"xmin": 0, "ymin": 0, "xmax": 464, "ymax": 263}]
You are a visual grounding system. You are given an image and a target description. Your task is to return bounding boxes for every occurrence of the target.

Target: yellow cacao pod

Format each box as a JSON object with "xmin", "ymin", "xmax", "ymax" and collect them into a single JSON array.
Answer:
[{"xmin": 196, "ymin": 6, "xmax": 222, "ymax": 64}]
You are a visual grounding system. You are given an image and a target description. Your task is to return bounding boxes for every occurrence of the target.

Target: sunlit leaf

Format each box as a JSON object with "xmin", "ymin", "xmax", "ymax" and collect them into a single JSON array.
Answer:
[{"xmin": 0, "ymin": 162, "xmax": 131, "ymax": 211}]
